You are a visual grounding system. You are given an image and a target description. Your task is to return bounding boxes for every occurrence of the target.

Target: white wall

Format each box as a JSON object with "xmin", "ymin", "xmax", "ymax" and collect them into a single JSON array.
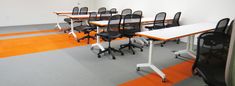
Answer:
[
  {"xmin": 95, "ymin": 0, "xmax": 235, "ymax": 24},
  {"xmin": 0, "ymin": 0, "xmax": 94, "ymax": 27}
]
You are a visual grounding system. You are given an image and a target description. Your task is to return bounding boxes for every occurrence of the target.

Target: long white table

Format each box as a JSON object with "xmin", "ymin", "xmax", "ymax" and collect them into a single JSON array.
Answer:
[
  {"xmin": 135, "ymin": 22, "xmax": 216, "ymax": 81},
  {"xmin": 89, "ymin": 18, "xmax": 173, "ymax": 51}
]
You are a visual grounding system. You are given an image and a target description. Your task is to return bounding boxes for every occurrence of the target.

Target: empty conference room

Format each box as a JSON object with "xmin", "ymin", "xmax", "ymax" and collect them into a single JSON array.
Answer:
[{"xmin": 1, "ymin": 0, "xmax": 235, "ymax": 86}]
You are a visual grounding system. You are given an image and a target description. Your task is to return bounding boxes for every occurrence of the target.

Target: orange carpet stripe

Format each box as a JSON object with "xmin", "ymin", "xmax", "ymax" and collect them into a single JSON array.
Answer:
[
  {"xmin": 0, "ymin": 29, "xmax": 59, "ymax": 37},
  {"xmin": 119, "ymin": 60, "xmax": 194, "ymax": 86},
  {"xmin": 0, "ymin": 31, "xmax": 124, "ymax": 58}
]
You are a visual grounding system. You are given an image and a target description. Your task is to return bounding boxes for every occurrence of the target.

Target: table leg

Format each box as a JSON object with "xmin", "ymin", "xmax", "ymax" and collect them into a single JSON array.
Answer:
[
  {"xmin": 174, "ymin": 35, "xmax": 196, "ymax": 58},
  {"xmin": 69, "ymin": 19, "xmax": 77, "ymax": 40},
  {"xmin": 91, "ymin": 26, "xmax": 105, "ymax": 51},
  {"xmin": 55, "ymin": 14, "xmax": 62, "ymax": 30},
  {"xmin": 137, "ymin": 40, "xmax": 166, "ymax": 81}
]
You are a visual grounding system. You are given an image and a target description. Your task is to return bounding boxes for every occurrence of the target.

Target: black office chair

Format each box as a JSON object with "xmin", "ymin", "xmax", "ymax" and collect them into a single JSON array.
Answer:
[
  {"xmin": 192, "ymin": 31, "xmax": 229, "ymax": 86},
  {"xmin": 79, "ymin": 7, "xmax": 88, "ymax": 15},
  {"xmin": 121, "ymin": 8, "xmax": 132, "ymax": 17},
  {"xmin": 64, "ymin": 7, "xmax": 79, "ymax": 24},
  {"xmin": 166, "ymin": 12, "xmax": 181, "ymax": 27},
  {"xmin": 63, "ymin": 7, "xmax": 79, "ymax": 33},
  {"xmin": 199, "ymin": 18, "xmax": 230, "ymax": 51},
  {"xmin": 119, "ymin": 14, "xmax": 143, "ymax": 54},
  {"xmin": 166, "ymin": 12, "xmax": 182, "ymax": 44},
  {"xmin": 145, "ymin": 12, "xmax": 166, "ymax": 30},
  {"xmin": 133, "ymin": 10, "xmax": 143, "ymax": 16},
  {"xmin": 76, "ymin": 12, "xmax": 97, "ymax": 44},
  {"xmin": 98, "ymin": 7, "xmax": 106, "ymax": 14},
  {"xmin": 97, "ymin": 15, "xmax": 124, "ymax": 59},
  {"xmin": 145, "ymin": 12, "xmax": 166, "ymax": 47},
  {"xmin": 110, "ymin": 8, "xmax": 118, "ymax": 14}
]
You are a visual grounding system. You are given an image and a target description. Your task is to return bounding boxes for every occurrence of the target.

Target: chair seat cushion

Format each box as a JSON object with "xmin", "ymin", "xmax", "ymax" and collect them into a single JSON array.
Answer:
[{"xmin": 98, "ymin": 32, "xmax": 121, "ymax": 41}]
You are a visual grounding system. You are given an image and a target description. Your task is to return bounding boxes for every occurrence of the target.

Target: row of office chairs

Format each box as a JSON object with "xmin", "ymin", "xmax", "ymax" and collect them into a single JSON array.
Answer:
[
  {"xmin": 75, "ymin": 8, "xmax": 143, "ymax": 45},
  {"xmin": 145, "ymin": 12, "xmax": 182, "ymax": 46},
  {"xmin": 98, "ymin": 7, "xmax": 118, "ymax": 14},
  {"xmin": 64, "ymin": 7, "xmax": 88, "ymax": 24},
  {"xmin": 193, "ymin": 18, "xmax": 234, "ymax": 86},
  {"xmin": 97, "ymin": 13, "xmax": 143, "ymax": 59}
]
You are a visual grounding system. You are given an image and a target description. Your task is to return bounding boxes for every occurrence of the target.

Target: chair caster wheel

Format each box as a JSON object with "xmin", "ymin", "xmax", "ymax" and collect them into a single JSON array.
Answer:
[
  {"xmin": 98, "ymin": 55, "xmax": 101, "ymax": 58},
  {"xmin": 133, "ymin": 52, "xmax": 135, "ymax": 55},
  {"xmin": 90, "ymin": 47, "xmax": 94, "ymax": 50},
  {"xmin": 121, "ymin": 53, "xmax": 124, "ymax": 56},
  {"xmin": 77, "ymin": 40, "xmax": 80, "ymax": 42},
  {"xmin": 112, "ymin": 56, "xmax": 116, "ymax": 60},
  {"xmin": 136, "ymin": 67, "xmax": 140, "ymax": 71},
  {"xmin": 161, "ymin": 44, "xmax": 164, "ymax": 47},
  {"xmin": 162, "ymin": 78, "xmax": 166, "ymax": 82},
  {"xmin": 140, "ymin": 49, "xmax": 143, "ymax": 52}
]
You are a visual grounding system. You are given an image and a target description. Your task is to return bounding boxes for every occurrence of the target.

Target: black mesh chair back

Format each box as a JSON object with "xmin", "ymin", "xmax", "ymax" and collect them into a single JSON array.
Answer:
[
  {"xmin": 79, "ymin": 7, "xmax": 88, "ymax": 15},
  {"xmin": 172, "ymin": 12, "xmax": 181, "ymax": 26},
  {"xmin": 72, "ymin": 7, "xmax": 79, "ymax": 15},
  {"xmin": 99, "ymin": 11, "xmax": 112, "ymax": 20},
  {"xmin": 192, "ymin": 32, "xmax": 229, "ymax": 86},
  {"xmin": 153, "ymin": 12, "xmax": 166, "ymax": 29},
  {"xmin": 121, "ymin": 8, "xmax": 132, "ymax": 17},
  {"xmin": 214, "ymin": 18, "xmax": 230, "ymax": 33},
  {"xmin": 133, "ymin": 10, "xmax": 143, "ymax": 17},
  {"xmin": 107, "ymin": 15, "xmax": 122, "ymax": 36},
  {"xmin": 122, "ymin": 14, "xmax": 142, "ymax": 34},
  {"xmin": 226, "ymin": 20, "xmax": 234, "ymax": 38},
  {"xmin": 88, "ymin": 12, "xmax": 97, "ymax": 27},
  {"xmin": 98, "ymin": 7, "xmax": 106, "ymax": 14},
  {"xmin": 110, "ymin": 8, "xmax": 117, "ymax": 14}
]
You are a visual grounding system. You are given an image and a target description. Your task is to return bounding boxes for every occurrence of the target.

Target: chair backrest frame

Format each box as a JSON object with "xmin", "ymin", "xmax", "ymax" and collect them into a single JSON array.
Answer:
[
  {"xmin": 79, "ymin": 7, "xmax": 88, "ymax": 15},
  {"xmin": 98, "ymin": 7, "xmax": 106, "ymax": 14},
  {"xmin": 153, "ymin": 12, "xmax": 167, "ymax": 29},
  {"xmin": 214, "ymin": 18, "xmax": 230, "ymax": 33},
  {"xmin": 107, "ymin": 15, "xmax": 122, "ymax": 36},
  {"xmin": 72, "ymin": 7, "xmax": 79, "ymax": 15}
]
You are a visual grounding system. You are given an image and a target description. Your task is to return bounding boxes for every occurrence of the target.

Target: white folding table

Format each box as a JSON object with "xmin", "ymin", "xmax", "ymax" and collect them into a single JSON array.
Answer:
[
  {"xmin": 135, "ymin": 22, "xmax": 216, "ymax": 81},
  {"xmin": 89, "ymin": 18, "xmax": 173, "ymax": 51}
]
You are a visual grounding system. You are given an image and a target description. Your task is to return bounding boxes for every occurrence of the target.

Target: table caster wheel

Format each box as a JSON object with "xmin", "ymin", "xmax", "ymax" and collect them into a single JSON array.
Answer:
[
  {"xmin": 136, "ymin": 67, "xmax": 140, "ymax": 71},
  {"xmin": 192, "ymin": 68, "xmax": 199, "ymax": 75},
  {"xmin": 98, "ymin": 55, "xmax": 101, "ymax": 58},
  {"xmin": 162, "ymin": 78, "xmax": 166, "ymax": 82}
]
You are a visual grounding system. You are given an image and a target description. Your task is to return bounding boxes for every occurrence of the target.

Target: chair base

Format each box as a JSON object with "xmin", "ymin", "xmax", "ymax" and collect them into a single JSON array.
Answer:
[
  {"xmin": 119, "ymin": 43, "xmax": 143, "ymax": 55},
  {"xmin": 98, "ymin": 47, "xmax": 124, "ymax": 60},
  {"xmin": 77, "ymin": 34, "xmax": 96, "ymax": 44}
]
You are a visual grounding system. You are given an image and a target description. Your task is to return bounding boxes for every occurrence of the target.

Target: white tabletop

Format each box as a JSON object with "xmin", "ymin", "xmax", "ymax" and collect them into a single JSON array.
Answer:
[{"xmin": 136, "ymin": 22, "xmax": 217, "ymax": 41}]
